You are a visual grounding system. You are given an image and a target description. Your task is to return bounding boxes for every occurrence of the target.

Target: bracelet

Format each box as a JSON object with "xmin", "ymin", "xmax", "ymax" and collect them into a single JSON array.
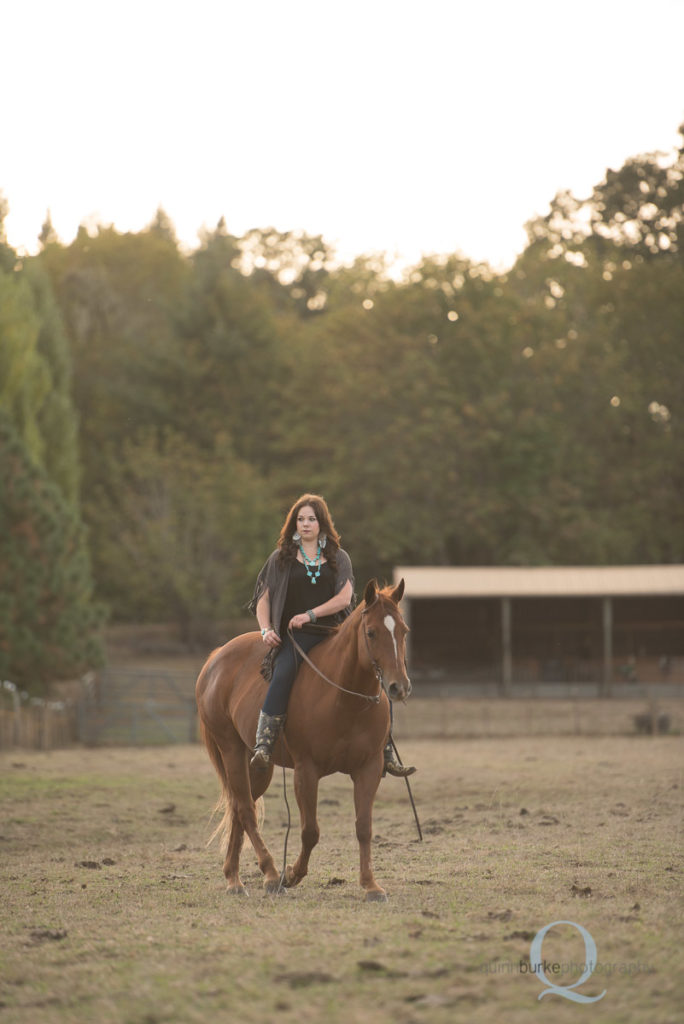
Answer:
[
  {"xmin": 261, "ymin": 626, "xmax": 273, "ymax": 637},
  {"xmin": 307, "ymin": 609, "xmax": 317, "ymax": 623}
]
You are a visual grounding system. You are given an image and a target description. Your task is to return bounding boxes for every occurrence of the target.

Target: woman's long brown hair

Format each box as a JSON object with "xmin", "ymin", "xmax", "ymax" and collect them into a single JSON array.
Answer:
[{"xmin": 277, "ymin": 493, "xmax": 340, "ymax": 572}]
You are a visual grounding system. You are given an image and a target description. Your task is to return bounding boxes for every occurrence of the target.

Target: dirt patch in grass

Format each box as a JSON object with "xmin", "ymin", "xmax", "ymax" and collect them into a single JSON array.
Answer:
[{"xmin": 1, "ymin": 736, "xmax": 682, "ymax": 1023}]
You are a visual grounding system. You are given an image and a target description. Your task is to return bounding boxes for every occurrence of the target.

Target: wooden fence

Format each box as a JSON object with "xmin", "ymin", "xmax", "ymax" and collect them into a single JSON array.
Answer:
[
  {"xmin": 1, "ymin": 671, "xmax": 196, "ymax": 750},
  {"xmin": 0, "ymin": 682, "xmax": 78, "ymax": 750},
  {"xmin": 2, "ymin": 675, "xmax": 682, "ymax": 750}
]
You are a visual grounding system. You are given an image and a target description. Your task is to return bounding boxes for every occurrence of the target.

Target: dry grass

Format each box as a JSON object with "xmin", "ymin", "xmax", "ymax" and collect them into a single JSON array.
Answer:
[{"xmin": 1, "ymin": 735, "xmax": 682, "ymax": 1024}]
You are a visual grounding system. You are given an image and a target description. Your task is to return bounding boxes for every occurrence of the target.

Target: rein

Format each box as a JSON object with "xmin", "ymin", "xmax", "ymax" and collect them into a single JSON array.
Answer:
[{"xmin": 287, "ymin": 620, "xmax": 383, "ymax": 705}]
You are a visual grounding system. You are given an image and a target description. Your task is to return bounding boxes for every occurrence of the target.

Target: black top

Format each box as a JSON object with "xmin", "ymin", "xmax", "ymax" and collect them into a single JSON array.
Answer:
[
  {"xmin": 279, "ymin": 560, "xmax": 336, "ymax": 636},
  {"xmin": 249, "ymin": 547, "xmax": 355, "ymax": 639}
]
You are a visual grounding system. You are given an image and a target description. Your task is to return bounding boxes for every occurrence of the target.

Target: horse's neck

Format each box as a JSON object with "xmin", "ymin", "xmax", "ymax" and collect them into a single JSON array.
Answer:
[{"xmin": 327, "ymin": 611, "xmax": 376, "ymax": 696}]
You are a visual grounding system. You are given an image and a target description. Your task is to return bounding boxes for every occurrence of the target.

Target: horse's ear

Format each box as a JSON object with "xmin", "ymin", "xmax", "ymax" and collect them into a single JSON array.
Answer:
[
  {"xmin": 363, "ymin": 578, "xmax": 378, "ymax": 607},
  {"xmin": 391, "ymin": 578, "xmax": 405, "ymax": 604}
]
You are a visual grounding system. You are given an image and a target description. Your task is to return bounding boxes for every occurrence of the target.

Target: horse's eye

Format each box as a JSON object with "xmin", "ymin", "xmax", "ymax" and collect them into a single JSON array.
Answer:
[{"xmin": 366, "ymin": 629, "xmax": 376, "ymax": 640}]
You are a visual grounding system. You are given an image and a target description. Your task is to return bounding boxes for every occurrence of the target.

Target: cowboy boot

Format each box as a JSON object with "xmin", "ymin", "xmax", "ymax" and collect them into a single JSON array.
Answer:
[
  {"xmin": 250, "ymin": 711, "xmax": 287, "ymax": 769},
  {"xmin": 383, "ymin": 738, "xmax": 416, "ymax": 777}
]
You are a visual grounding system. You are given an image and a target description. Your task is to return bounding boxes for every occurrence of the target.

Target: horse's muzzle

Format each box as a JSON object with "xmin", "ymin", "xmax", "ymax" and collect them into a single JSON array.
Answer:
[{"xmin": 388, "ymin": 679, "xmax": 412, "ymax": 702}]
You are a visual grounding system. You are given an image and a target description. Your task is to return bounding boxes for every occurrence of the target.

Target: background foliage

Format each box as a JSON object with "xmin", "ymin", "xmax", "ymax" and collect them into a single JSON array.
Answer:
[
  {"xmin": 0, "ymin": 415, "xmax": 104, "ymax": 689},
  {"xmin": 1, "ymin": 129, "xmax": 682, "ymax": 687}
]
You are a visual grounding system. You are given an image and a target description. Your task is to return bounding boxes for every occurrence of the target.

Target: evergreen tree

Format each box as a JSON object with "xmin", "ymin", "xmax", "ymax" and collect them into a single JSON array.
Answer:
[
  {"xmin": 0, "ymin": 259, "xmax": 81, "ymax": 507},
  {"xmin": 24, "ymin": 260, "xmax": 81, "ymax": 505},
  {"xmin": 0, "ymin": 267, "xmax": 49, "ymax": 468},
  {"xmin": 38, "ymin": 210, "xmax": 59, "ymax": 249},
  {"xmin": 0, "ymin": 193, "xmax": 15, "ymax": 272},
  {"xmin": 0, "ymin": 224, "xmax": 102, "ymax": 690},
  {"xmin": 0, "ymin": 414, "xmax": 104, "ymax": 691}
]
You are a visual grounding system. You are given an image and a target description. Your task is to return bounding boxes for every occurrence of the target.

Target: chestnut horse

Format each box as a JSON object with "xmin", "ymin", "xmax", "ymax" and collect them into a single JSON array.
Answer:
[{"xmin": 195, "ymin": 578, "xmax": 411, "ymax": 901}]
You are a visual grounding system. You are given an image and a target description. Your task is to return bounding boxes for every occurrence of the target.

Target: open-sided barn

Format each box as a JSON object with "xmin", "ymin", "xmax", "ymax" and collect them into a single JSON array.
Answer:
[{"xmin": 394, "ymin": 565, "xmax": 684, "ymax": 695}]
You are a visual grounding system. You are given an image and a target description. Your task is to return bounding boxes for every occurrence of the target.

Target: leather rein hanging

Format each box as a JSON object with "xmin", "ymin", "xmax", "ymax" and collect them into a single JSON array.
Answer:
[{"xmin": 287, "ymin": 611, "xmax": 384, "ymax": 705}]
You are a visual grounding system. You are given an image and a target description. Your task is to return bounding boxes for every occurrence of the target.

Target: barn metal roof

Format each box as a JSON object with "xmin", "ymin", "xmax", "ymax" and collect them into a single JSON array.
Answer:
[{"xmin": 393, "ymin": 565, "xmax": 684, "ymax": 598}]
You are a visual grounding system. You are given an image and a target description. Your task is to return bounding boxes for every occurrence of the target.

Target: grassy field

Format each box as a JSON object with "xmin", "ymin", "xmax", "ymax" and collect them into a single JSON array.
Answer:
[{"xmin": 1, "ymin": 734, "xmax": 682, "ymax": 1024}]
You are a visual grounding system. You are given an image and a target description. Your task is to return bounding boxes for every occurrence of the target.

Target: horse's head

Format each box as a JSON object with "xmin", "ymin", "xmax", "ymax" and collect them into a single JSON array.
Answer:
[{"xmin": 359, "ymin": 578, "xmax": 412, "ymax": 702}]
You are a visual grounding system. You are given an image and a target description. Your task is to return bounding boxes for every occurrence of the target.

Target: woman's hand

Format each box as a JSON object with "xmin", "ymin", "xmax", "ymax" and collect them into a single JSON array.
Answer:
[
  {"xmin": 288, "ymin": 613, "xmax": 311, "ymax": 631},
  {"xmin": 262, "ymin": 628, "xmax": 281, "ymax": 648}
]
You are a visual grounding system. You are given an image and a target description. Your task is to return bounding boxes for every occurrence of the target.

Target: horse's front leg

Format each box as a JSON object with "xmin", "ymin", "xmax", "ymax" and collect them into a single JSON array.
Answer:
[
  {"xmin": 282, "ymin": 760, "xmax": 320, "ymax": 889},
  {"xmin": 352, "ymin": 756, "xmax": 386, "ymax": 901}
]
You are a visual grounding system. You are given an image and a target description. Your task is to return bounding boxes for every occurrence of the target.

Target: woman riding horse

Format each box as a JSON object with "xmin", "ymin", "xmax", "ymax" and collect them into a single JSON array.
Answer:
[
  {"xmin": 196, "ymin": 574, "xmax": 412, "ymax": 898},
  {"xmin": 249, "ymin": 493, "xmax": 415, "ymax": 777}
]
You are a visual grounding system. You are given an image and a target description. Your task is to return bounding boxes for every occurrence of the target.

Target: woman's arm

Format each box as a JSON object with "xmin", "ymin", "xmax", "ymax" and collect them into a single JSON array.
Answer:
[
  {"xmin": 256, "ymin": 591, "xmax": 281, "ymax": 647},
  {"xmin": 289, "ymin": 579, "xmax": 353, "ymax": 630}
]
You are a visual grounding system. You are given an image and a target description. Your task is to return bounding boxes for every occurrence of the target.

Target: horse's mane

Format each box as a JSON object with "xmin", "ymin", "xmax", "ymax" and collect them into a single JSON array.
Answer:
[{"xmin": 335, "ymin": 584, "xmax": 399, "ymax": 635}]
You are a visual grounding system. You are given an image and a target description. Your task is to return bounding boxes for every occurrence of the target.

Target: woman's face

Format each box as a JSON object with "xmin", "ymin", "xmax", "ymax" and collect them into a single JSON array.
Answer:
[{"xmin": 296, "ymin": 504, "xmax": 320, "ymax": 543}]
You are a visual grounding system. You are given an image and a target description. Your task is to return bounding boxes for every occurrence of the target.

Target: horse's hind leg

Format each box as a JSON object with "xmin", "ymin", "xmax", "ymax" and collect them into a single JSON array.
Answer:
[
  {"xmin": 222, "ymin": 761, "xmax": 275, "ymax": 894},
  {"xmin": 223, "ymin": 802, "xmax": 246, "ymax": 894},
  {"xmin": 203, "ymin": 718, "xmax": 280, "ymax": 894},
  {"xmin": 220, "ymin": 741, "xmax": 281, "ymax": 893},
  {"xmin": 201, "ymin": 723, "xmax": 249, "ymax": 894}
]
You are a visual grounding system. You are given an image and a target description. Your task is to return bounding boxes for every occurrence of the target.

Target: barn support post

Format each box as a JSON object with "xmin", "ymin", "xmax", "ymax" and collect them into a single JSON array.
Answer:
[
  {"xmin": 401, "ymin": 596, "xmax": 412, "ymax": 674},
  {"xmin": 602, "ymin": 597, "xmax": 613, "ymax": 697},
  {"xmin": 501, "ymin": 597, "xmax": 513, "ymax": 697}
]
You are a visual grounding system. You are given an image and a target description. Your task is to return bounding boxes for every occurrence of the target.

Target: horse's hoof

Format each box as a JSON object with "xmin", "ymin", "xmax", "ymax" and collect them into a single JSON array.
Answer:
[
  {"xmin": 264, "ymin": 878, "xmax": 288, "ymax": 895},
  {"xmin": 226, "ymin": 884, "xmax": 248, "ymax": 896},
  {"xmin": 364, "ymin": 889, "xmax": 388, "ymax": 903},
  {"xmin": 281, "ymin": 865, "xmax": 301, "ymax": 889}
]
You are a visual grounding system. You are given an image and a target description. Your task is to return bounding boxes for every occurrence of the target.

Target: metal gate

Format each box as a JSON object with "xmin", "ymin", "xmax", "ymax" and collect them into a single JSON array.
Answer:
[{"xmin": 78, "ymin": 668, "xmax": 198, "ymax": 746}]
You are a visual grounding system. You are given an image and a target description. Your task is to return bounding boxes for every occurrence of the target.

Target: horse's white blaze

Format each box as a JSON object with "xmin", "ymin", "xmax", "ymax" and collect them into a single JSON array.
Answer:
[{"xmin": 383, "ymin": 614, "xmax": 398, "ymax": 661}]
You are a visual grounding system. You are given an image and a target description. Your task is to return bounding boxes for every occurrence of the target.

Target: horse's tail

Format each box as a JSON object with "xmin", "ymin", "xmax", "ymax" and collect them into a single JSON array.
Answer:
[
  {"xmin": 199, "ymin": 719, "xmax": 264, "ymax": 855},
  {"xmin": 200, "ymin": 720, "xmax": 232, "ymax": 854}
]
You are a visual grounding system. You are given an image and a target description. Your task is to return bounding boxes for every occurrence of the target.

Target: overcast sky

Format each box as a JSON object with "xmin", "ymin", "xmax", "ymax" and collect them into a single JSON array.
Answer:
[{"xmin": 3, "ymin": 0, "xmax": 683, "ymax": 270}]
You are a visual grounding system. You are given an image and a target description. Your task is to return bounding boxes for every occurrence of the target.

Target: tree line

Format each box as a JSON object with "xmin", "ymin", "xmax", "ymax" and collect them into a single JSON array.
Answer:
[{"xmin": 1, "ymin": 127, "xmax": 683, "ymax": 690}]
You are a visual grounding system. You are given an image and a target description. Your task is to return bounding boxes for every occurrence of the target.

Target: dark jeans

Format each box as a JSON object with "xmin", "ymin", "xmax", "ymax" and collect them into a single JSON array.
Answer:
[{"xmin": 262, "ymin": 632, "xmax": 325, "ymax": 717}]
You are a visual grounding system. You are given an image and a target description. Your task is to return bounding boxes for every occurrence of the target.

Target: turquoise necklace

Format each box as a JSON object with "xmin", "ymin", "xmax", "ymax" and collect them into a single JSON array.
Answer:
[{"xmin": 299, "ymin": 542, "xmax": 322, "ymax": 584}]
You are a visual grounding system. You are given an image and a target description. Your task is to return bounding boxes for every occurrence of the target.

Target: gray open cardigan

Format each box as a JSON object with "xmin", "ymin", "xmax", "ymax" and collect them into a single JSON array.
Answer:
[
  {"xmin": 248, "ymin": 547, "xmax": 355, "ymax": 637},
  {"xmin": 248, "ymin": 547, "xmax": 355, "ymax": 682}
]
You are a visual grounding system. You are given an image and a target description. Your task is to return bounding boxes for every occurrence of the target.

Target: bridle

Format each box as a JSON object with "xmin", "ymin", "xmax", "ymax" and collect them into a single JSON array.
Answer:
[
  {"xmin": 361, "ymin": 606, "xmax": 389, "ymax": 694},
  {"xmin": 286, "ymin": 606, "xmax": 391, "ymax": 705}
]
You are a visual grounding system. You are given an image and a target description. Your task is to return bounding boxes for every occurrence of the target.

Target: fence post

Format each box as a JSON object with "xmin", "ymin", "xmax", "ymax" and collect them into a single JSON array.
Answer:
[
  {"xmin": 602, "ymin": 597, "xmax": 613, "ymax": 697},
  {"xmin": 42, "ymin": 702, "xmax": 51, "ymax": 751},
  {"xmin": 501, "ymin": 597, "xmax": 513, "ymax": 697}
]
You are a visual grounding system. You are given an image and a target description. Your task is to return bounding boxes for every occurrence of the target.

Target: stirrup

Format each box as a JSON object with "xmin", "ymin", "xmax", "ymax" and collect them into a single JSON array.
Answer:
[
  {"xmin": 383, "ymin": 741, "xmax": 416, "ymax": 778},
  {"xmin": 250, "ymin": 747, "xmax": 273, "ymax": 770},
  {"xmin": 250, "ymin": 711, "xmax": 286, "ymax": 769}
]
